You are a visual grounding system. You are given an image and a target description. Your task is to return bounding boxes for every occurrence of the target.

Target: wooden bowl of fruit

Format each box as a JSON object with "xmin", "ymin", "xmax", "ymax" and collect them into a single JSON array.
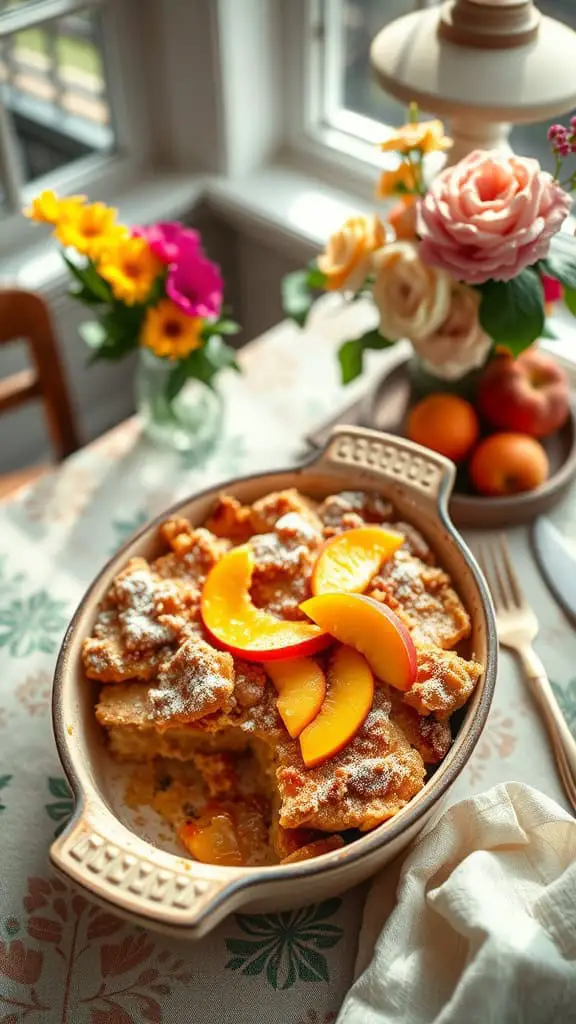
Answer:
[{"xmin": 367, "ymin": 348, "xmax": 576, "ymax": 528}]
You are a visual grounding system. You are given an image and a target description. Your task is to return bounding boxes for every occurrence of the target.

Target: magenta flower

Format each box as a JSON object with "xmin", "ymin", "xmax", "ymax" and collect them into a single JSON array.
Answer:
[
  {"xmin": 133, "ymin": 222, "xmax": 201, "ymax": 265},
  {"xmin": 542, "ymin": 274, "xmax": 563, "ymax": 305},
  {"xmin": 166, "ymin": 239, "xmax": 223, "ymax": 318}
]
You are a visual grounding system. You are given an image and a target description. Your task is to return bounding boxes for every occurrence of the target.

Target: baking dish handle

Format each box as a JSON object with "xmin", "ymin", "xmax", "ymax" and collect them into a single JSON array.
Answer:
[
  {"xmin": 50, "ymin": 805, "xmax": 243, "ymax": 936},
  {"xmin": 312, "ymin": 425, "xmax": 456, "ymax": 511}
]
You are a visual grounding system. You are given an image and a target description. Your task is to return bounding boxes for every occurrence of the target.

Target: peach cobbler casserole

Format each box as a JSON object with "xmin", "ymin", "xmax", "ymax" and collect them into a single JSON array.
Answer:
[{"xmin": 86, "ymin": 489, "xmax": 483, "ymax": 867}]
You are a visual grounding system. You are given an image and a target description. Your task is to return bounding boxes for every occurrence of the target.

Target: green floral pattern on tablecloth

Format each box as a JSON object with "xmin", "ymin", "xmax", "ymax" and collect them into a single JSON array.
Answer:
[
  {"xmin": 225, "ymin": 900, "xmax": 344, "ymax": 990},
  {"xmin": 109, "ymin": 509, "xmax": 149, "ymax": 553},
  {"xmin": 0, "ymin": 590, "xmax": 68, "ymax": 657},
  {"xmin": 0, "ymin": 774, "xmax": 12, "ymax": 813},
  {"xmin": 45, "ymin": 777, "xmax": 74, "ymax": 837}
]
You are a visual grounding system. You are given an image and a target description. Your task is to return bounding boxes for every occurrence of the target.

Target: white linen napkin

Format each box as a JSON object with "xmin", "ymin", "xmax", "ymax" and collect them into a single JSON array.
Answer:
[{"xmin": 338, "ymin": 782, "xmax": 576, "ymax": 1024}]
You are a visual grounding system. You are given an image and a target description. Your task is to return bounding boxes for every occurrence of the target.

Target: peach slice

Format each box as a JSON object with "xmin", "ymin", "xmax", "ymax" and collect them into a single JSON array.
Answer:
[
  {"xmin": 299, "ymin": 645, "xmax": 374, "ymax": 767},
  {"xmin": 179, "ymin": 811, "xmax": 243, "ymax": 866},
  {"xmin": 300, "ymin": 593, "xmax": 417, "ymax": 692},
  {"xmin": 267, "ymin": 658, "xmax": 326, "ymax": 738},
  {"xmin": 201, "ymin": 545, "xmax": 329, "ymax": 662},
  {"xmin": 312, "ymin": 525, "xmax": 404, "ymax": 596}
]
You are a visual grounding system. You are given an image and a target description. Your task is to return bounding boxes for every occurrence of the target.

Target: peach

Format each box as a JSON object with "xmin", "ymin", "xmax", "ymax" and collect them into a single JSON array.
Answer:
[
  {"xmin": 267, "ymin": 658, "xmax": 326, "ymax": 738},
  {"xmin": 300, "ymin": 593, "xmax": 417, "ymax": 691},
  {"xmin": 469, "ymin": 432, "xmax": 549, "ymax": 496},
  {"xmin": 179, "ymin": 811, "xmax": 243, "ymax": 866},
  {"xmin": 281, "ymin": 835, "xmax": 345, "ymax": 863},
  {"xmin": 407, "ymin": 393, "xmax": 480, "ymax": 463},
  {"xmin": 201, "ymin": 545, "xmax": 329, "ymax": 661},
  {"xmin": 477, "ymin": 349, "xmax": 570, "ymax": 439},
  {"xmin": 312, "ymin": 525, "xmax": 404, "ymax": 596},
  {"xmin": 299, "ymin": 645, "xmax": 374, "ymax": 767}
]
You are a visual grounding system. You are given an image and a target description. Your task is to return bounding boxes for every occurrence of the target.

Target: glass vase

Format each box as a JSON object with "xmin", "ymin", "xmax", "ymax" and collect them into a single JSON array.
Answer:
[
  {"xmin": 136, "ymin": 348, "xmax": 223, "ymax": 457},
  {"xmin": 407, "ymin": 351, "xmax": 484, "ymax": 402}
]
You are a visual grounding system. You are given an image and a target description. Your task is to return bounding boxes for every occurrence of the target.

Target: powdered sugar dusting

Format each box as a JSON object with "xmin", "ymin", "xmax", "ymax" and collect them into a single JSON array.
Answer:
[{"xmin": 149, "ymin": 639, "xmax": 234, "ymax": 724}]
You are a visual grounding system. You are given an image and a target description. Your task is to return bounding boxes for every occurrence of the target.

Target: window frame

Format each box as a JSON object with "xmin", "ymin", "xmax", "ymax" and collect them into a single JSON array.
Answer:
[{"xmin": 0, "ymin": 0, "xmax": 151, "ymax": 257}]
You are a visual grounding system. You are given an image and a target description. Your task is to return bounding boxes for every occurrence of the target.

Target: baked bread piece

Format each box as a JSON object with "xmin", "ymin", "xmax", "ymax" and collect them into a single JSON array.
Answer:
[
  {"xmin": 369, "ymin": 549, "xmax": 471, "ymax": 649},
  {"xmin": 275, "ymin": 688, "xmax": 426, "ymax": 832},
  {"xmin": 405, "ymin": 645, "xmax": 484, "ymax": 719},
  {"xmin": 249, "ymin": 512, "xmax": 323, "ymax": 621},
  {"xmin": 149, "ymin": 639, "xmax": 235, "ymax": 724}
]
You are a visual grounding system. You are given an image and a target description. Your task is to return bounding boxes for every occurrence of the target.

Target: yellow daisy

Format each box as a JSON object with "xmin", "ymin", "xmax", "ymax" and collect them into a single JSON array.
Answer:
[
  {"xmin": 98, "ymin": 236, "xmax": 162, "ymax": 305},
  {"xmin": 55, "ymin": 202, "xmax": 127, "ymax": 260},
  {"xmin": 141, "ymin": 299, "xmax": 203, "ymax": 359},
  {"xmin": 23, "ymin": 190, "xmax": 86, "ymax": 225}
]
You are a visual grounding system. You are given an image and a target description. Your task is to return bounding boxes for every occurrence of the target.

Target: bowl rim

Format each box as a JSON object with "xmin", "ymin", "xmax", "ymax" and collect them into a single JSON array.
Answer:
[{"xmin": 52, "ymin": 447, "xmax": 498, "ymax": 906}]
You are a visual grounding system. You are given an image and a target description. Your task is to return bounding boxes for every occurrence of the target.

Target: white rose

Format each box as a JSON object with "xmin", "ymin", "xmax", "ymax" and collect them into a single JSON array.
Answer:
[
  {"xmin": 412, "ymin": 282, "xmax": 492, "ymax": 381},
  {"xmin": 372, "ymin": 242, "xmax": 451, "ymax": 342}
]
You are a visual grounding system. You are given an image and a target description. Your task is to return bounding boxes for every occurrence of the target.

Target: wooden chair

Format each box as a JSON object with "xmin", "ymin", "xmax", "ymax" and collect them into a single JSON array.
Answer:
[{"xmin": 0, "ymin": 289, "xmax": 80, "ymax": 499}]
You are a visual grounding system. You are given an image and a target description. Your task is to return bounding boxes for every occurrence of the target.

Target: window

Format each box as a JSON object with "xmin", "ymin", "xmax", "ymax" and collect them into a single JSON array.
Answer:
[
  {"xmin": 307, "ymin": 0, "xmax": 576, "ymax": 171},
  {"xmin": 0, "ymin": 0, "xmax": 115, "ymax": 218}
]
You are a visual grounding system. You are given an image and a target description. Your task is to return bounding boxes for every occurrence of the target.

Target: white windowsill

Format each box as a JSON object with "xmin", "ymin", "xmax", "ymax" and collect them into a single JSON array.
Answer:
[{"xmin": 1, "ymin": 160, "xmax": 575, "ymax": 368}]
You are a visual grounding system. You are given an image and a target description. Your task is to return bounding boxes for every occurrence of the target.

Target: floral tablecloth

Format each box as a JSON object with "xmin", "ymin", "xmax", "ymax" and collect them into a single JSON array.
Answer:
[{"xmin": 1, "ymin": 298, "xmax": 575, "ymax": 1024}]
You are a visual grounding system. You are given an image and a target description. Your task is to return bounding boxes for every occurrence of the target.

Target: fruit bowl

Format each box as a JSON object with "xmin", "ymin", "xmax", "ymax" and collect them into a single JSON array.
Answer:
[
  {"xmin": 51, "ymin": 426, "xmax": 497, "ymax": 938},
  {"xmin": 307, "ymin": 352, "xmax": 576, "ymax": 528}
]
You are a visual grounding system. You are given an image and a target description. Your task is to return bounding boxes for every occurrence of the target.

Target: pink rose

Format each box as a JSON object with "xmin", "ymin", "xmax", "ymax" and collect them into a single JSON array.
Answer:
[
  {"xmin": 133, "ymin": 222, "xmax": 200, "ymax": 264},
  {"xmin": 166, "ymin": 237, "xmax": 223, "ymax": 319},
  {"xmin": 418, "ymin": 151, "xmax": 572, "ymax": 284}
]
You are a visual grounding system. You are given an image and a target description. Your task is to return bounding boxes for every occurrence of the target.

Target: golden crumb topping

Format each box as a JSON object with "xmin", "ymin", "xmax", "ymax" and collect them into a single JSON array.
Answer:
[
  {"xmin": 149, "ymin": 639, "xmax": 234, "ymax": 725},
  {"xmin": 369, "ymin": 549, "xmax": 470, "ymax": 649},
  {"xmin": 405, "ymin": 645, "xmax": 484, "ymax": 720}
]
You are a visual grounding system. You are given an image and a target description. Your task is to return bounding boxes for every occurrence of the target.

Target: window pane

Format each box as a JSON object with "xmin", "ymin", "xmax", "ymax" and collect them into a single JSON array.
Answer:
[
  {"xmin": 511, "ymin": 0, "xmax": 576, "ymax": 170},
  {"xmin": 323, "ymin": 0, "xmax": 574, "ymax": 168},
  {"xmin": 0, "ymin": 6, "xmax": 114, "ymax": 213},
  {"xmin": 323, "ymin": 1, "xmax": 436, "ymax": 131}
]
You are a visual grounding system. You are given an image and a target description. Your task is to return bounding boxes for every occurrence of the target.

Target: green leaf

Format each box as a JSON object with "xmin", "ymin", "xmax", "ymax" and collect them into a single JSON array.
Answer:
[
  {"xmin": 477, "ymin": 269, "xmax": 545, "ymax": 356},
  {"xmin": 213, "ymin": 319, "xmax": 241, "ymax": 336},
  {"xmin": 48, "ymin": 777, "xmax": 71, "ymax": 799},
  {"xmin": 0, "ymin": 775, "xmax": 12, "ymax": 790},
  {"xmin": 165, "ymin": 361, "xmax": 189, "ymax": 403},
  {"xmin": 306, "ymin": 263, "xmax": 327, "ymax": 290},
  {"xmin": 564, "ymin": 287, "xmax": 576, "ymax": 316},
  {"xmin": 338, "ymin": 339, "xmax": 365, "ymax": 385},
  {"xmin": 540, "ymin": 254, "xmax": 576, "ymax": 291},
  {"xmin": 294, "ymin": 943, "xmax": 330, "ymax": 982},
  {"xmin": 79, "ymin": 321, "xmax": 107, "ymax": 349},
  {"xmin": 338, "ymin": 329, "xmax": 394, "ymax": 385},
  {"xmin": 62, "ymin": 254, "xmax": 112, "ymax": 303},
  {"xmin": 205, "ymin": 335, "xmax": 240, "ymax": 372},
  {"xmin": 281, "ymin": 269, "xmax": 315, "ymax": 328}
]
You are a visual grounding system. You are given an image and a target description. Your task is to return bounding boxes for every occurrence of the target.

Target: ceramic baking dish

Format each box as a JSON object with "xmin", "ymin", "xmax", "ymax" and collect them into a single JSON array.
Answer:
[{"xmin": 51, "ymin": 426, "xmax": 497, "ymax": 938}]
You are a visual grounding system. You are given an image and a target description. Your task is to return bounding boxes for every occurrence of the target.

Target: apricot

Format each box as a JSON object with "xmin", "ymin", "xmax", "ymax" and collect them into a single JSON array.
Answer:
[
  {"xmin": 312, "ymin": 525, "xmax": 404, "ymax": 596},
  {"xmin": 267, "ymin": 658, "xmax": 326, "ymax": 738},
  {"xmin": 300, "ymin": 592, "xmax": 417, "ymax": 692},
  {"xmin": 299, "ymin": 646, "xmax": 374, "ymax": 768},
  {"xmin": 469, "ymin": 432, "xmax": 549, "ymax": 497},
  {"xmin": 407, "ymin": 393, "xmax": 480, "ymax": 463},
  {"xmin": 201, "ymin": 545, "xmax": 329, "ymax": 661}
]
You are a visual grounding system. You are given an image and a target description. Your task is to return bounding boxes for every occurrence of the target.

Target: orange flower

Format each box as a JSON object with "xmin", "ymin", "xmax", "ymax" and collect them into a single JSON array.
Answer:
[
  {"xmin": 317, "ymin": 214, "xmax": 386, "ymax": 292},
  {"xmin": 387, "ymin": 196, "xmax": 419, "ymax": 241},
  {"xmin": 55, "ymin": 202, "xmax": 127, "ymax": 260},
  {"xmin": 141, "ymin": 299, "xmax": 204, "ymax": 359},
  {"xmin": 376, "ymin": 161, "xmax": 419, "ymax": 199},
  {"xmin": 98, "ymin": 236, "xmax": 162, "ymax": 305},
  {"xmin": 380, "ymin": 119, "xmax": 452, "ymax": 155}
]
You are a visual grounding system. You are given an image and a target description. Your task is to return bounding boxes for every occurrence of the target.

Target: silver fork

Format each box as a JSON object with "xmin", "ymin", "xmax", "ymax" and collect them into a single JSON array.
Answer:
[{"xmin": 476, "ymin": 534, "xmax": 576, "ymax": 812}]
